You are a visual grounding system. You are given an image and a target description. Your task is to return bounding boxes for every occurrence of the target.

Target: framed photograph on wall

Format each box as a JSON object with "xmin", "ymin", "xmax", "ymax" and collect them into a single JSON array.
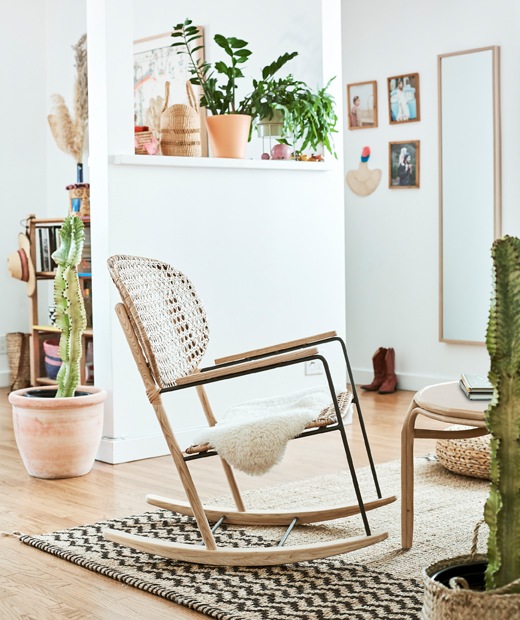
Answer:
[
  {"xmin": 346, "ymin": 81, "xmax": 378, "ymax": 129},
  {"xmin": 389, "ymin": 140, "xmax": 420, "ymax": 188},
  {"xmin": 133, "ymin": 30, "xmax": 208, "ymax": 155},
  {"xmin": 387, "ymin": 73, "xmax": 420, "ymax": 124}
]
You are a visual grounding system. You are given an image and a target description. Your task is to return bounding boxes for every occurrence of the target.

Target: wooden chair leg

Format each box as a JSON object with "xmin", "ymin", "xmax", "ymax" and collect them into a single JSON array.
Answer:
[
  {"xmin": 401, "ymin": 401, "xmax": 420, "ymax": 549},
  {"xmin": 151, "ymin": 399, "xmax": 217, "ymax": 550},
  {"xmin": 115, "ymin": 302, "xmax": 217, "ymax": 549},
  {"xmin": 195, "ymin": 385, "xmax": 245, "ymax": 512}
]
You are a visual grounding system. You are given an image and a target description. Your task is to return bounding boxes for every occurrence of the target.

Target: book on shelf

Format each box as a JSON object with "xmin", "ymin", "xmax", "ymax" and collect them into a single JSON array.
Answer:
[
  {"xmin": 38, "ymin": 225, "xmax": 61, "ymax": 272},
  {"xmin": 459, "ymin": 373, "xmax": 493, "ymax": 400}
]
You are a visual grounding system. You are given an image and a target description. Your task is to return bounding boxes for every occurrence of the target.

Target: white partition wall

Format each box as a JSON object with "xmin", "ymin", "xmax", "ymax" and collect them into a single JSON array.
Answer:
[{"xmin": 87, "ymin": 0, "xmax": 346, "ymax": 463}]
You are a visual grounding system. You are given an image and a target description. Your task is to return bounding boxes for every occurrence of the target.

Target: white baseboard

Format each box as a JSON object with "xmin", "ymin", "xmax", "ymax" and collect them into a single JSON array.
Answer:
[
  {"xmin": 353, "ymin": 368, "xmax": 455, "ymax": 393},
  {"xmin": 0, "ymin": 370, "xmax": 9, "ymax": 388},
  {"xmin": 96, "ymin": 427, "xmax": 198, "ymax": 464}
]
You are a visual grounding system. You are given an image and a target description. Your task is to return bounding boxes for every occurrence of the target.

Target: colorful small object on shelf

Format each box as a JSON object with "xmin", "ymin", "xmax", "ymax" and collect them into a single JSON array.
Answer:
[
  {"xmin": 134, "ymin": 125, "xmax": 159, "ymax": 155},
  {"xmin": 43, "ymin": 339, "xmax": 62, "ymax": 380},
  {"xmin": 261, "ymin": 152, "xmax": 270, "ymax": 160},
  {"xmin": 271, "ymin": 143, "xmax": 291, "ymax": 160},
  {"xmin": 66, "ymin": 183, "xmax": 90, "ymax": 217}
]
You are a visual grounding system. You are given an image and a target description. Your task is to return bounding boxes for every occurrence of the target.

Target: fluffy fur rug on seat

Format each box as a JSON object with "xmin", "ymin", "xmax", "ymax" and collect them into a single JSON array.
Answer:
[{"xmin": 194, "ymin": 386, "xmax": 336, "ymax": 476}]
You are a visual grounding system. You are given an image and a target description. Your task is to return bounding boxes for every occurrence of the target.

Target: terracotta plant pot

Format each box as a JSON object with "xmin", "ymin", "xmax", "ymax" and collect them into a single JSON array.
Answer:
[
  {"xmin": 9, "ymin": 385, "xmax": 106, "ymax": 479},
  {"xmin": 206, "ymin": 114, "xmax": 251, "ymax": 159}
]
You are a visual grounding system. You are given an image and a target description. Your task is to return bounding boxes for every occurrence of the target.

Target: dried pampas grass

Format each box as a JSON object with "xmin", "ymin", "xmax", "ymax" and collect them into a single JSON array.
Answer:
[
  {"xmin": 145, "ymin": 95, "xmax": 165, "ymax": 138},
  {"xmin": 48, "ymin": 34, "xmax": 88, "ymax": 164}
]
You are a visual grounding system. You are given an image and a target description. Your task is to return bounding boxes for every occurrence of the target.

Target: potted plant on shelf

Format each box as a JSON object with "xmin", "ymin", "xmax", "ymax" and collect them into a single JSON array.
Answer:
[
  {"xmin": 9, "ymin": 215, "xmax": 106, "ymax": 480},
  {"xmin": 172, "ymin": 20, "xmax": 338, "ymax": 160},
  {"xmin": 422, "ymin": 235, "xmax": 520, "ymax": 617},
  {"xmin": 245, "ymin": 74, "xmax": 338, "ymax": 160}
]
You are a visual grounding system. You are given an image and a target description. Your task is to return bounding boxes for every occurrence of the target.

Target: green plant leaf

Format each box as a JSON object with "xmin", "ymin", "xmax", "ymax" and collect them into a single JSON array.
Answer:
[{"xmin": 227, "ymin": 37, "xmax": 248, "ymax": 49}]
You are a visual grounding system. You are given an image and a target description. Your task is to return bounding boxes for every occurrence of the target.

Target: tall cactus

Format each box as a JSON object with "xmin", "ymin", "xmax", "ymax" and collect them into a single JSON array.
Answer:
[
  {"xmin": 51, "ymin": 215, "xmax": 87, "ymax": 398},
  {"xmin": 484, "ymin": 235, "xmax": 520, "ymax": 591}
]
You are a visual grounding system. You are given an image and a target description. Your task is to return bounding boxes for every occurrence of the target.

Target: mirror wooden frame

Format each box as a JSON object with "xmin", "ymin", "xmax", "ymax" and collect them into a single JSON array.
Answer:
[{"xmin": 438, "ymin": 46, "xmax": 501, "ymax": 345}]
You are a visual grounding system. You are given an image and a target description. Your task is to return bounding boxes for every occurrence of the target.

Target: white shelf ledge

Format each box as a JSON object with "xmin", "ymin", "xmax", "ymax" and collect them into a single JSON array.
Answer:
[{"xmin": 110, "ymin": 154, "xmax": 334, "ymax": 171}]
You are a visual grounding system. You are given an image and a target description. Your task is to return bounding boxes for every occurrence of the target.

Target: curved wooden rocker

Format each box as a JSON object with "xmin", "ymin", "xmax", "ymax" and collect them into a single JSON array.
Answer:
[{"xmin": 106, "ymin": 255, "xmax": 396, "ymax": 567}]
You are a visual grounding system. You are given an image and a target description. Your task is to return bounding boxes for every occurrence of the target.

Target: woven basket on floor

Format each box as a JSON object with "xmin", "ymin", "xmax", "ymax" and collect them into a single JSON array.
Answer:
[
  {"xmin": 422, "ymin": 554, "xmax": 520, "ymax": 619},
  {"xmin": 160, "ymin": 81, "xmax": 201, "ymax": 157},
  {"xmin": 436, "ymin": 425, "xmax": 490, "ymax": 480},
  {"xmin": 7, "ymin": 332, "xmax": 31, "ymax": 391}
]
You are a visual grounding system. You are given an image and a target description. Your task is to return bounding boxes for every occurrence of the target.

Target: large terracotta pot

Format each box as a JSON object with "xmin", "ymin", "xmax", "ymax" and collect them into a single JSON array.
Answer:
[
  {"xmin": 9, "ymin": 385, "xmax": 106, "ymax": 479},
  {"xmin": 206, "ymin": 114, "xmax": 251, "ymax": 158}
]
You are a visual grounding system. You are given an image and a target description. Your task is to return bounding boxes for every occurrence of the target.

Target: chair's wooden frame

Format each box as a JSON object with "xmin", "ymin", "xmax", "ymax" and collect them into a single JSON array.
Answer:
[{"xmin": 105, "ymin": 258, "xmax": 396, "ymax": 566}]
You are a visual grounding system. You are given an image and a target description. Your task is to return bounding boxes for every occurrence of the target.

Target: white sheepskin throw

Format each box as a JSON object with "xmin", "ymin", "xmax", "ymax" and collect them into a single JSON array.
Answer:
[{"xmin": 194, "ymin": 386, "xmax": 334, "ymax": 476}]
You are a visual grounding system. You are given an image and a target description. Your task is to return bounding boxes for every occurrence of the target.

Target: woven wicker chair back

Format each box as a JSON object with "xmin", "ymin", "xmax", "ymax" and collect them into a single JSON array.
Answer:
[{"xmin": 107, "ymin": 255, "xmax": 209, "ymax": 388}]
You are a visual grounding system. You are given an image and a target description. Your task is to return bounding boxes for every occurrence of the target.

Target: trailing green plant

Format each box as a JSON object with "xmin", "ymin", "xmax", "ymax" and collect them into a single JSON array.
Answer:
[
  {"xmin": 171, "ymin": 19, "xmax": 297, "ymax": 116},
  {"xmin": 484, "ymin": 235, "xmax": 520, "ymax": 592},
  {"xmin": 271, "ymin": 77, "xmax": 338, "ymax": 158},
  {"xmin": 52, "ymin": 215, "xmax": 87, "ymax": 398}
]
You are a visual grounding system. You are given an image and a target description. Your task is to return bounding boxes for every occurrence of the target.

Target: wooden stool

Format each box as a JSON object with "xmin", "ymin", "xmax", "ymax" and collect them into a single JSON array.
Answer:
[{"xmin": 401, "ymin": 381, "xmax": 489, "ymax": 549}]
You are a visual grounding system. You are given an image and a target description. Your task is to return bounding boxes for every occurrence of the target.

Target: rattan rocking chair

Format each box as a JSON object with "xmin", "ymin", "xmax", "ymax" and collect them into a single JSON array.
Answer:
[{"xmin": 105, "ymin": 255, "xmax": 396, "ymax": 566}]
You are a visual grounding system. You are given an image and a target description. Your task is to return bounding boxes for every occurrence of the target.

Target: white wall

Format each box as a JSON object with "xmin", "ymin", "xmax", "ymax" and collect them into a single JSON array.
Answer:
[
  {"xmin": 342, "ymin": 0, "xmax": 520, "ymax": 389},
  {"xmin": 88, "ymin": 0, "xmax": 346, "ymax": 463},
  {"xmin": 45, "ymin": 0, "xmax": 89, "ymax": 204},
  {"xmin": 0, "ymin": 0, "xmax": 47, "ymax": 386}
]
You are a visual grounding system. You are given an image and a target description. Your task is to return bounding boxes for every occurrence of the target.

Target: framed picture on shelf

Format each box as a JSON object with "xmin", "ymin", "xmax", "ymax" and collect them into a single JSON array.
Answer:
[
  {"xmin": 133, "ymin": 30, "xmax": 208, "ymax": 155},
  {"xmin": 387, "ymin": 73, "xmax": 420, "ymax": 124},
  {"xmin": 389, "ymin": 140, "xmax": 420, "ymax": 188},
  {"xmin": 346, "ymin": 81, "xmax": 378, "ymax": 129}
]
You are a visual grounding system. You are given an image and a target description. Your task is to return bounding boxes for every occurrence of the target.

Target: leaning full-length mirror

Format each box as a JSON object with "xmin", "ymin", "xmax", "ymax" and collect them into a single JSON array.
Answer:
[{"xmin": 439, "ymin": 46, "xmax": 501, "ymax": 344}]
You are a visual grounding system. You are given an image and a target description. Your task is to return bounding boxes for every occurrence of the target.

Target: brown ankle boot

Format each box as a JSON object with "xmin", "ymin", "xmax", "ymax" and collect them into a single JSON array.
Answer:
[
  {"xmin": 378, "ymin": 348, "xmax": 397, "ymax": 394},
  {"xmin": 361, "ymin": 347, "xmax": 388, "ymax": 391}
]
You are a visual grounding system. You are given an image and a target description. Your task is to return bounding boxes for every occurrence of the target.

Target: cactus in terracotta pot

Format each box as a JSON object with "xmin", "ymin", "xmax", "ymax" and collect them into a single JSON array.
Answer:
[
  {"xmin": 484, "ymin": 235, "xmax": 520, "ymax": 592},
  {"xmin": 52, "ymin": 214, "xmax": 87, "ymax": 397}
]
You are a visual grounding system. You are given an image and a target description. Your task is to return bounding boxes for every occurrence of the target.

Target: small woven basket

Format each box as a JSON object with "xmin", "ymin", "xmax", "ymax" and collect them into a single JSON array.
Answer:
[
  {"xmin": 422, "ymin": 521, "xmax": 520, "ymax": 619},
  {"xmin": 160, "ymin": 81, "xmax": 201, "ymax": 157},
  {"xmin": 7, "ymin": 332, "xmax": 31, "ymax": 391},
  {"xmin": 436, "ymin": 425, "xmax": 490, "ymax": 479}
]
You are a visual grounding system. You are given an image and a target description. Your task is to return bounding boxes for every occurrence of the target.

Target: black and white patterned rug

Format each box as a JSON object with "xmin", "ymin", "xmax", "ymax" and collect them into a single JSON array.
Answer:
[{"xmin": 19, "ymin": 459, "xmax": 489, "ymax": 619}]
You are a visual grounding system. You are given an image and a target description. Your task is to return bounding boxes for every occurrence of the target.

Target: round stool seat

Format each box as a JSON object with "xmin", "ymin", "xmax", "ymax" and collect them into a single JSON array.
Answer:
[{"xmin": 436, "ymin": 425, "xmax": 490, "ymax": 479}]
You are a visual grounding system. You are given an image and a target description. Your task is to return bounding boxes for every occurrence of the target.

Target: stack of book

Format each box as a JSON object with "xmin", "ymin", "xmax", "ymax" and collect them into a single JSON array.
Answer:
[{"xmin": 459, "ymin": 373, "xmax": 493, "ymax": 400}]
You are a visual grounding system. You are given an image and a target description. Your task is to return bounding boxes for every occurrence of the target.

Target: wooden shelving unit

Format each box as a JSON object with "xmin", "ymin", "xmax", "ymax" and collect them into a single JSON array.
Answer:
[{"xmin": 26, "ymin": 215, "xmax": 93, "ymax": 387}]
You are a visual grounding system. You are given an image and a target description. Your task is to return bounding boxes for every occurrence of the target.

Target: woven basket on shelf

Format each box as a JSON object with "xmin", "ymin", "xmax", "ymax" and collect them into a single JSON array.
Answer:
[
  {"xmin": 7, "ymin": 332, "xmax": 31, "ymax": 391},
  {"xmin": 436, "ymin": 425, "xmax": 490, "ymax": 480},
  {"xmin": 160, "ymin": 81, "xmax": 201, "ymax": 157}
]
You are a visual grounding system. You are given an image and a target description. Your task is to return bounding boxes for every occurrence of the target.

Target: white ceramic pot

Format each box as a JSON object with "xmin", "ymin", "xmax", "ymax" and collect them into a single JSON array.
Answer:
[{"xmin": 9, "ymin": 385, "xmax": 106, "ymax": 479}]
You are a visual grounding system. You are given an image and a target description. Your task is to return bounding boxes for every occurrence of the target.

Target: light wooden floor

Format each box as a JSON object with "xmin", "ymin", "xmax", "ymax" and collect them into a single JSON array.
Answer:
[{"xmin": 0, "ymin": 385, "xmax": 446, "ymax": 619}]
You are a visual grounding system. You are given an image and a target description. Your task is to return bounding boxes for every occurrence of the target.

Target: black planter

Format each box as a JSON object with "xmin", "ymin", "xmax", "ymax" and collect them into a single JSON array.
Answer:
[
  {"xmin": 431, "ymin": 560, "xmax": 487, "ymax": 591},
  {"xmin": 23, "ymin": 388, "xmax": 90, "ymax": 399}
]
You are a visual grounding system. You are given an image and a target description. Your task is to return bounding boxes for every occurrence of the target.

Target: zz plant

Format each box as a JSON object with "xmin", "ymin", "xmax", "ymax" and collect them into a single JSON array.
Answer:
[
  {"xmin": 171, "ymin": 19, "xmax": 297, "ymax": 116},
  {"xmin": 485, "ymin": 235, "xmax": 520, "ymax": 592},
  {"xmin": 52, "ymin": 215, "xmax": 87, "ymax": 398}
]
